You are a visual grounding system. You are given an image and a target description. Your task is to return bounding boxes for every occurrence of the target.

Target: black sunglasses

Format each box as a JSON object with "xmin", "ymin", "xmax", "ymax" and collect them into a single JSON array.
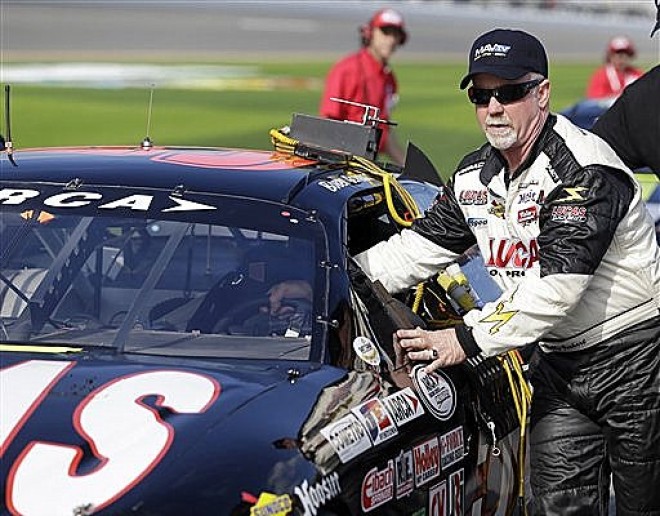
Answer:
[{"xmin": 467, "ymin": 78, "xmax": 544, "ymax": 106}]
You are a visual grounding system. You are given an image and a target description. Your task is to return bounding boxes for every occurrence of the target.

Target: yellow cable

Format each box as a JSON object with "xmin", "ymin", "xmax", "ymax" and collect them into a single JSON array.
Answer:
[
  {"xmin": 500, "ymin": 350, "xmax": 530, "ymax": 513},
  {"xmin": 412, "ymin": 283, "xmax": 425, "ymax": 313}
]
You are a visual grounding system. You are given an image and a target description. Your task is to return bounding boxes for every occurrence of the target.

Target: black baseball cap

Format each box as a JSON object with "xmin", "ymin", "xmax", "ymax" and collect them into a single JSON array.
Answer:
[{"xmin": 459, "ymin": 29, "xmax": 548, "ymax": 89}]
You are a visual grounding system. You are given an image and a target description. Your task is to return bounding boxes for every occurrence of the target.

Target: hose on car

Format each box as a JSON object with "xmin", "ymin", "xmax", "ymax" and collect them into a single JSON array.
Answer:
[{"xmin": 269, "ymin": 127, "xmax": 420, "ymax": 227}]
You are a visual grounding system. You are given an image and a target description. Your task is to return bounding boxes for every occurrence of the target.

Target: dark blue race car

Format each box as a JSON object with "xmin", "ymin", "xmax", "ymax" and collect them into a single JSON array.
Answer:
[{"xmin": 0, "ymin": 115, "xmax": 524, "ymax": 515}]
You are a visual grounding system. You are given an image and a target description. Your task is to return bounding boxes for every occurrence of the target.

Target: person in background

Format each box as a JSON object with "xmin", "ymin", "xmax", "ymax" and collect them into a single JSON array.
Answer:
[
  {"xmin": 354, "ymin": 28, "xmax": 660, "ymax": 514},
  {"xmin": 591, "ymin": 5, "xmax": 660, "ymax": 177},
  {"xmin": 586, "ymin": 35, "xmax": 644, "ymax": 99},
  {"xmin": 591, "ymin": 64, "xmax": 659, "ymax": 176},
  {"xmin": 320, "ymin": 8, "xmax": 407, "ymax": 165}
]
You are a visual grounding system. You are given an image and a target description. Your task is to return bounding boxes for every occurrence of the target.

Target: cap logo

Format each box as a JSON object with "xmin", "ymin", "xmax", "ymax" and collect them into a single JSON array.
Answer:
[{"xmin": 474, "ymin": 43, "xmax": 512, "ymax": 61}]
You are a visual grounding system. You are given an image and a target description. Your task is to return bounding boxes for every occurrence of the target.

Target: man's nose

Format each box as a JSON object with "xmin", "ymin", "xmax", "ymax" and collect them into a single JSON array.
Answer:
[{"xmin": 487, "ymin": 96, "xmax": 504, "ymax": 113}]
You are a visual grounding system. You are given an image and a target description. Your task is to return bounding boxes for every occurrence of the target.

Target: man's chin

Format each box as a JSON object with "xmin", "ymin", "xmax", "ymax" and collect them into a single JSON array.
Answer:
[{"xmin": 486, "ymin": 132, "xmax": 517, "ymax": 150}]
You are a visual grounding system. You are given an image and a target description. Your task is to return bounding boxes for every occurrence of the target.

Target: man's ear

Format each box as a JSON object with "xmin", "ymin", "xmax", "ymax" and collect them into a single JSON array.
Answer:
[{"xmin": 538, "ymin": 80, "xmax": 551, "ymax": 109}]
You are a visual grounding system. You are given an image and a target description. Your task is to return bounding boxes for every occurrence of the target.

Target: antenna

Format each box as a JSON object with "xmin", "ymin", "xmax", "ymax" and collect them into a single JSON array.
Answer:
[
  {"xmin": 2, "ymin": 85, "xmax": 17, "ymax": 167},
  {"xmin": 141, "ymin": 84, "xmax": 155, "ymax": 150},
  {"xmin": 329, "ymin": 97, "xmax": 397, "ymax": 128}
]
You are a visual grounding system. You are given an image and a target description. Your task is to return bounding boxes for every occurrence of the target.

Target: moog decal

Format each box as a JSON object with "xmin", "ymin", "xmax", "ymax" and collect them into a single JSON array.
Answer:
[
  {"xmin": 411, "ymin": 366, "xmax": 456, "ymax": 422},
  {"xmin": 1, "ymin": 360, "xmax": 220, "ymax": 515}
]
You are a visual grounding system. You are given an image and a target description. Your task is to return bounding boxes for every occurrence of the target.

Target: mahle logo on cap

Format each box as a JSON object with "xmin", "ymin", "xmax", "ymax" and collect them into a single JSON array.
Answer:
[{"xmin": 474, "ymin": 43, "xmax": 512, "ymax": 61}]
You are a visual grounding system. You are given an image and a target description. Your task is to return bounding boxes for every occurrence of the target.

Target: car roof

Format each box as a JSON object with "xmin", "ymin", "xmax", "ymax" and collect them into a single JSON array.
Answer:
[
  {"xmin": 1, "ymin": 146, "xmax": 388, "ymax": 216},
  {"xmin": 3, "ymin": 146, "xmax": 317, "ymax": 199}
]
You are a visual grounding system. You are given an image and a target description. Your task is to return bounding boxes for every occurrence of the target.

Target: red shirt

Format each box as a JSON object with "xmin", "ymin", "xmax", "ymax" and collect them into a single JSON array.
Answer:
[
  {"xmin": 320, "ymin": 48, "xmax": 398, "ymax": 151},
  {"xmin": 586, "ymin": 64, "xmax": 644, "ymax": 99}
]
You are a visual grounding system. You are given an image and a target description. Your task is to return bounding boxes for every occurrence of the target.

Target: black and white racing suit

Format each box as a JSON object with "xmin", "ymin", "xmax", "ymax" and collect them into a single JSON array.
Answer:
[{"xmin": 356, "ymin": 114, "xmax": 660, "ymax": 514}]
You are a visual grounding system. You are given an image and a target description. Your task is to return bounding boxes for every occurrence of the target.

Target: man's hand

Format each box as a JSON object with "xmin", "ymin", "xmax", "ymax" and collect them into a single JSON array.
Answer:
[
  {"xmin": 396, "ymin": 326, "xmax": 467, "ymax": 373},
  {"xmin": 268, "ymin": 280, "xmax": 312, "ymax": 315}
]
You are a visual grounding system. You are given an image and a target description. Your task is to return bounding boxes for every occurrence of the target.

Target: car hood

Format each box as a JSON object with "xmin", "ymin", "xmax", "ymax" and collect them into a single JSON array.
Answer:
[{"xmin": 0, "ymin": 348, "xmax": 347, "ymax": 515}]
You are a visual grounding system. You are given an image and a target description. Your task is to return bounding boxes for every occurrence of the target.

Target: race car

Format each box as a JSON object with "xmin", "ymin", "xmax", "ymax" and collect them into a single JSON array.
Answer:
[{"xmin": 0, "ymin": 111, "xmax": 526, "ymax": 515}]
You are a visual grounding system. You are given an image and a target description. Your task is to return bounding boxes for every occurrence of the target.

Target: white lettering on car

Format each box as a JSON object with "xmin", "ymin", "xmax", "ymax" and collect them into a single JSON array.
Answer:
[
  {"xmin": 0, "ymin": 189, "xmax": 41, "ymax": 205},
  {"xmin": 0, "ymin": 190, "xmax": 216, "ymax": 213},
  {"xmin": 162, "ymin": 196, "xmax": 217, "ymax": 213},
  {"xmin": 99, "ymin": 194, "xmax": 154, "ymax": 211},
  {"xmin": 44, "ymin": 192, "xmax": 103, "ymax": 208},
  {"xmin": 1, "ymin": 361, "xmax": 220, "ymax": 515},
  {"xmin": 0, "ymin": 360, "xmax": 75, "ymax": 456}
]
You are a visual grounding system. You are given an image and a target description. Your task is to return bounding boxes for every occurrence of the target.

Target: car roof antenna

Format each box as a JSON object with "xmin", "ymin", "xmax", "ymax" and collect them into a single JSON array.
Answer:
[
  {"xmin": 1, "ymin": 84, "xmax": 18, "ymax": 167},
  {"xmin": 141, "ymin": 84, "xmax": 155, "ymax": 150}
]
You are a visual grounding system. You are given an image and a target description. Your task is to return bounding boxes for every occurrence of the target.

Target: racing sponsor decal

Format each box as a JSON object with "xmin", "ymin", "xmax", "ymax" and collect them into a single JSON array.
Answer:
[
  {"xmin": 486, "ymin": 238, "xmax": 538, "ymax": 269},
  {"xmin": 413, "ymin": 436, "xmax": 440, "ymax": 487},
  {"xmin": 556, "ymin": 186, "xmax": 587, "ymax": 202},
  {"xmin": 467, "ymin": 217, "xmax": 487, "ymax": 229},
  {"xmin": 0, "ymin": 189, "xmax": 216, "ymax": 213},
  {"xmin": 361, "ymin": 460, "xmax": 394, "ymax": 512},
  {"xmin": 458, "ymin": 189, "xmax": 487, "ymax": 205},
  {"xmin": 551, "ymin": 205, "xmax": 587, "ymax": 223},
  {"xmin": 488, "ymin": 200, "xmax": 505, "ymax": 218},
  {"xmin": 473, "ymin": 43, "xmax": 511, "ymax": 60},
  {"xmin": 456, "ymin": 161, "xmax": 484, "ymax": 176},
  {"xmin": 351, "ymin": 398, "xmax": 398, "ymax": 445},
  {"xmin": 395, "ymin": 448, "xmax": 414, "ymax": 499},
  {"xmin": 411, "ymin": 366, "xmax": 456, "ymax": 421},
  {"xmin": 517, "ymin": 189, "xmax": 544, "ymax": 204},
  {"xmin": 480, "ymin": 301, "xmax": 518, "ymax": 335},
  {"xmin": 318, "ymin": 174, "xmax": 362, "ymax": 193},
  {"xmin": 352, "ymin": 336, "xmax": 381, "ymax": 366},
  {"xmin": 429, "ymin": 480, "xmax": 447, "ymax": 516},
  {"xmin": 518, "ymin": 179, "xmax": 539, "ymax": 189},
  {"xmin": 1, "ymin": 361, "xmax": 220, "ymax": 516},
  {"xmin": 319, "ymin": 413, "xmax": 372, "ymax": 464},
  {"xmin": 546, "ymin": 164, "xmax": 559, "ymax": 182},
  {"xmin": 250, "ymin": 493, "xmax": 293, "ymax": 516},
  {"xmin": 517, "ymin": 206, "xmax": 538, "ymax": 226},
  {"xmin": 440, "ymin": 427, "xmax": 464, "ymax": 470},
  {"xmin": 294, "ymin": 472, "xmax": 341, "ymax": 516},
  {"xmin": 382, "ymin": 387, "xmax": 424, "ymax": 428},
  {"xmin": 448, "ymin": 469, "xmax": 464, "ymax": 515}
]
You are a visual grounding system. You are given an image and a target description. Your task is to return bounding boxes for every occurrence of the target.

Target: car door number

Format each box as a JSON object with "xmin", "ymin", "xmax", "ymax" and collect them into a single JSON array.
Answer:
[{"xmin": 1, "ymin": 359, "xmax": 219, "ymax": 515}]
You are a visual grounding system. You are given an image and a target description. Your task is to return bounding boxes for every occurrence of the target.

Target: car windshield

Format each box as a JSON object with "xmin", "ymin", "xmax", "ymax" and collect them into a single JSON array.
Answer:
[{"xmin": 0, "ymin": 191, "xmax": 325, "ymax": 361}]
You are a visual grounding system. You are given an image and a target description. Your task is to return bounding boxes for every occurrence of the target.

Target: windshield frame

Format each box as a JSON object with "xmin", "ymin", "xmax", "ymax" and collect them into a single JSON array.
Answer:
[{"xmin": 0, "ymin": 182, "xmax": 330, "ymax": 362}]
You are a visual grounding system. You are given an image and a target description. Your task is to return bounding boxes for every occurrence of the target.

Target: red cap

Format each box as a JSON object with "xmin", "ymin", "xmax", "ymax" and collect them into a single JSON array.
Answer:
[
  {"xmin": 607, "ymin": 36, "xmax": 636, "ymax": 56},
  {"xmin": 369, "ymin": 8, "xmax": 408, "ymax": 44}
]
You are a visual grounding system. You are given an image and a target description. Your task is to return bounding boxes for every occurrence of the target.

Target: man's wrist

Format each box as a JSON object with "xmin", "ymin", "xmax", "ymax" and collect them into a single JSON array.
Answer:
[{"xmin": 454, "ymin": 324, "xmax": 481, "ymax": 358}]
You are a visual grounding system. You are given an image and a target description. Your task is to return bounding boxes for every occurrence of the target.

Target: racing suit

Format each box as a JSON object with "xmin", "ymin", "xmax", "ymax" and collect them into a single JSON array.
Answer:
[{"xmin": 356, "ymin": 114, "xmax": 660, "ymax": 514}]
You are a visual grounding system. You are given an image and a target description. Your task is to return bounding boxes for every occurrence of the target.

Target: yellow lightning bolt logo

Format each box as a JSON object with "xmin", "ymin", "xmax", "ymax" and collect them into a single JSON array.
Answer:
[
  {"xmin": 480, "ymin": 301, "xmax": 518, "ymax": 335},
  {"xmin": 557, "ymin": 186, "xmax": 587, "ymax": 202}
]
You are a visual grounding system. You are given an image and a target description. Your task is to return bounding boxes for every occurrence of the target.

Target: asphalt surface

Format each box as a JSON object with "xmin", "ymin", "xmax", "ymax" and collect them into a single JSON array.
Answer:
[{"xmin": 1, "ymin": 1, "xmax": 658, "ymax": 62}]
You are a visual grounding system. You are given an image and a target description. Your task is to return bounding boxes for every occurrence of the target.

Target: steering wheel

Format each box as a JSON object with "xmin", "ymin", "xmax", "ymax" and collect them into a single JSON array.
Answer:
[{"xmin": 213, "ymin": 298, "xmax": 312, "ymax": 336}]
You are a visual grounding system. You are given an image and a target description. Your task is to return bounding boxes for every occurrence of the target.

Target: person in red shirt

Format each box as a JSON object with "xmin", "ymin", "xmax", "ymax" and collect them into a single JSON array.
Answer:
[
  {"xmin": 320, "ymin": 8, "xmax": 408, "ymax": 165},
  {"xmin": 586, "ymin": 35, "xmax": 644, "ymax": 99}
]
